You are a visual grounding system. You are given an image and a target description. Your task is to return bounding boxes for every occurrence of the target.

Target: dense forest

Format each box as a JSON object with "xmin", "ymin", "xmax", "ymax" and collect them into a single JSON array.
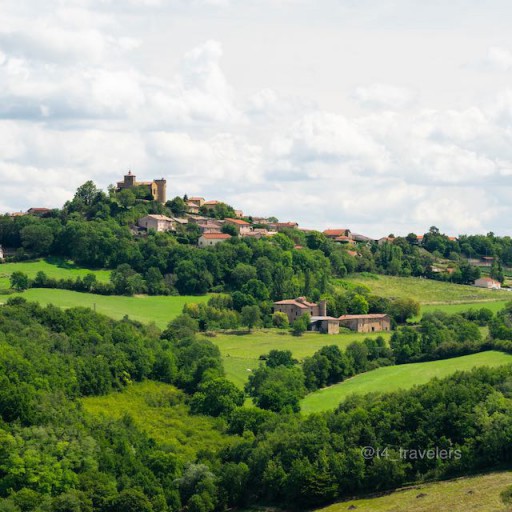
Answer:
[
  {"xmin": 1, "ymin": 182, "xmax": 510, "ymax": 303},
  {"xmin": 1, "ymin": 298, "xmax": 512, "ymax": 511}
]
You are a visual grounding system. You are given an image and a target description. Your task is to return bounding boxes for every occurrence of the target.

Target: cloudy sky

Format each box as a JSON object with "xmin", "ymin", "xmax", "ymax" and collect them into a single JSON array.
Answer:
[{"xmin": 1, "ymin": 0, "xmax": 512, "ymax": 237}]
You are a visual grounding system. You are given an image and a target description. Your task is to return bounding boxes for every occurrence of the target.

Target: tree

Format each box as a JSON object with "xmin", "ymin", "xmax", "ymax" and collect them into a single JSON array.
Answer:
[
  {"xmin": 109, "ymin": 489, "xmax": 153, "ymax": 512},
  {"xmin": 20, "ymin": 224, "xmax": 54, "ymax": 255},
  {"xmin": 241, "ymin": 305, "xmax": 262, "ymax": 331},
  {"xmin": 190, "ymin": 377, "xmax": 244, "ymax": 417},
  {"xmin": 265, "ymin": 349, "xmax": 296, "ymax": 368},
  {"xmin": 272, "ymin": 311, "xmax": 289, "ymax": 329},
  {"xmin": 246, "ymin": 365, "xmax": 306, "ymax": 412},
  {"xmin": 222, "ymin": 223, "xmax": 238, "ymax": 236},
  {"xmin": 291, "ymin": 312, "xmax": 310, "ymax": 336},
  {"xmin": 10, "ymin": 271, "xmax": 29, "ymax": 291}
]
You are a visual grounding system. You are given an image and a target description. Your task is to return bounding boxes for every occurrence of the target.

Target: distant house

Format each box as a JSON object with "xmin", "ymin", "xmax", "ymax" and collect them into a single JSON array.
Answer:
[
  {"xmin": 224, "ymin": 218, "xmax": 252, "ymax": 235},
  {"xmin": 474, "ymin": 277, "xmax": 501, "ymax": 290},
  {"xmin": 309, "ymin": 316, "xmax": 340, "ymax": 335},
  {"xmin": 339, "ymin": 314, "xmax": 391, "ymax": 333},
  {"xmin": 196, "ymin": 219, "xmax": 223, "ymax": 234},
  {"xmin": 188, "ymin": 197, "xmax": 205, "ymax": 207},
  {"xmin": 269, "ymin": 222, "xmax": 299, "ymax": 232},
  {"xmin": 234, "ymin": 210, "xmax": 244, "ymax": 218},
  {"xmin": 27, "ymin": 208, "xmax": 51, "ymax": 216},
  {"xmin": 351, "ymin": 233, "xmax": 372, "ymax": 243},
  {"xmin": 198, "ymin": 233, "xmax": 231, "ymax": 247},
  {"xmin": 137, "ymin": 214, "xmax": 176, "ymax": 232},
  {"xmin": 378, "ymin": 236, "xmax": 396, "ymax": 245},
  {"xmin": 203, "ymin": 200, "xmax": 221, "ymax": 210},
  {"xmin": 273, "ymin": 297, "xmax": 327, "ymax": 323},
  {"xmin": 323, "ymin": 228, "xmax": 351, "ymax": 239}
]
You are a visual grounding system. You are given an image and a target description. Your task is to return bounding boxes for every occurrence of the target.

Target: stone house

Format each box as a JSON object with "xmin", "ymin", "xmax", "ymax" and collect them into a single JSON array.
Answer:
[
  {"xmin": 198, "ymin": 233, "xmax": 231, "ymax": 247},
  {"xmin": 338, "ymin": 314, "xmax": 391, "ymax": 333},
  {"xmin": 138, "ymin": 214, "xmax": 176, "ymax": 232},
  {"xmin": 273, "ymin": 297, "xmax": 327, "ymax": 323},
  {"xmin": 224, "ymin": 218, "xmax": 252, "ymax": 235},
  {"xmin": 323, "ymin": 228, "xmax": 351, "ymax": 239},
  {"xmin": 309, "ymin": 316, "xmax": 340, "ymax": 335},
  {"xmin": 474, "ymin": 277, "xmax": 501, "ymax": 289}
]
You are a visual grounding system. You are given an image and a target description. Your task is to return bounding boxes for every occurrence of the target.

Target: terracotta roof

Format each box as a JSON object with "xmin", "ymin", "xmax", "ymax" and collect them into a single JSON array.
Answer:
[
  {"xmin": 274, "ymin": 300, "xmax": 310, "ymax": 309},
  {"xmin": 477, "ymin": 277, "xmax": 499, "ymax": 283},
  {"xmin": 339, "ymin": 314, "xmax": 389, "ymax": 320},
  {"xmin": 201, "ymin": 233, "xmax": 231, "ymax": 239},
  {"xmin": 225, "ymin": 218, "xmax": 250, "ymax": 225},
  {"xmin": 335, "ymin": 235, "xmax": 352, "ymax": 241},
  {"xmin": 144, "ymin": 214, "xmax": 173, "ymax": 221},
  {"xmin": 324, "ymin": 229, "xmax": 349, "ymax": 236},
  {"xmin": 189, "ymin": 196, "xmax": 204, "ymax": 201},
  {"xmin": 203, "ymin": 200, "xmax": 221, "ymax": 205}
]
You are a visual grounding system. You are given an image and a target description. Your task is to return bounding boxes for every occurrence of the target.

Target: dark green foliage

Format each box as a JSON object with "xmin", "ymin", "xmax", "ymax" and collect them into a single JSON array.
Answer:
[{"xmin": 190, "ymin": 378, "xmax": 244, "ymax": 417}]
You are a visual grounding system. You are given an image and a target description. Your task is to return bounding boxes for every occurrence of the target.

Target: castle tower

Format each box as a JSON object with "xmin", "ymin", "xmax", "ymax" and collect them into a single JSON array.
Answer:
[
  {"xmin": 154, "ymin": 178, "xmax": 167, "ymax": 204},
  {"xmin": 124, "ymin": 171, "xmax": 136, "ymax": 187}
]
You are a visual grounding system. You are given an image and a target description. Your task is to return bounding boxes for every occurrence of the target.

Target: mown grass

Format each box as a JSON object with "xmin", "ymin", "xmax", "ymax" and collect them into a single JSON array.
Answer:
[
  {"xmin": 339, "ymin": 274, "xmax": 509, "ymax": 304},
  {"xmin": 3, "ymin": 289, "xmax": 209, "ymax": 328},
  {"xmin": 411, "ymin": 300, "xmax": 511, "ymax": 322},
  {"xmin": 204, "ymin": 330, "xmax": 392, "ymax": 388},
  {"xmin": 0, "ymin": 258, "xmax": 111, "ymax": 289},
  {"xmin": 301, "ymin": 351, "xmax": 512, "ymax": 414},
  {"xmin": 82, "ymin": 381, "xmax": 233, "ymax": 458},
  {"xmin": 315, "ymin": 471, "xmax": 512, "ymax": 512}
]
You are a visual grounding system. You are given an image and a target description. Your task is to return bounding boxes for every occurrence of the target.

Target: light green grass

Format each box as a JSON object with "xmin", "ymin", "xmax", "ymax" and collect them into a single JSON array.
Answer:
[
  {"xmin": 301, "ymin": 351, "xmax": 512, "ymax": 414},
  {"xmin": 205, "ymin": 330, "xmax": 392, "ymax": 387},
  {"xmin": 339, "ymin": 274, "xmax": 509, "ymax": 304},
  {"xmin": 0, "ymin": 258, "xmax": 110, "ymax": 289},
  {"xmin": 316, "ymin": 471, "xmax": 512, "ymax": 512},
  {"xmin": 412, "ymin": 300, "xmax": 510, "ymax": 321},
  {"xmin": 82, "ymin": 381, "xmax": 232, "ymax": 458},
  {"xmin": 3, "ymin": 289, "xmax": 209, "ymax": 329}
]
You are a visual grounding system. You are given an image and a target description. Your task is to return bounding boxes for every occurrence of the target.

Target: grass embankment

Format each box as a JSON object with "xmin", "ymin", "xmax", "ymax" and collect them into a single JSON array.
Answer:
[
  {"xmin": 0, "ymin": 258, "xmax": 111, "ymax": 289},
  {"xmin": 301, "ymin": 351, "xmax": 512, "ymax": 414},
  {"xmin": 205, "ymin": 330, "xmax": 392, "ymax": 388},
  {"xmin": 82, "ymin": 381, "xmax": 232, "ymax": 459},
  {"xmin": 316, "ymin": 471, "xmax": 512, "ymax": 512},
  {"xmin": 3, "ymin": 289, "xmax": 209, "ymax": 329},
  {"xmin": 339, "ymin": 274, "xmax": 509, "ymax": 304}
]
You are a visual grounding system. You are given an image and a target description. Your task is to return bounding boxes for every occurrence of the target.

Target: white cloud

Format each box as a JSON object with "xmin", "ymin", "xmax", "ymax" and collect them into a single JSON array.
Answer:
[
  {"xmin": 353, "ymin": 83, "xmax": 416, "ymax": 110},
  {"xmin": 484, "ymin": 46, "xmax": 512, "ymax": 71}
]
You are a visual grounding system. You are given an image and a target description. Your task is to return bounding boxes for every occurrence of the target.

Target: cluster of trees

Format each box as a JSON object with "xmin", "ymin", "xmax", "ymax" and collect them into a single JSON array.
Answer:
[{"xmin": 2, "ymin": 298, "xmax": 512, "ymax": 511}]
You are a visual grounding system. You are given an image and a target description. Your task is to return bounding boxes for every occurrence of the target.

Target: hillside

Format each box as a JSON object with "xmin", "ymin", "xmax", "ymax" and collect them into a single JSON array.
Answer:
[
  {"xmin": 339, "ymin": 274, "xmax": 509, "ymax": 304},
  {"xmin": 315, "ymin": 471, "xmax": 512, "ymax": 512},
  {"xmin": 301, "ymin": 351, "xmax": 512, "ymax": 413},
  {"xmin": 3, "ymin": 288, "xmax": 209, "ymax": 328}
]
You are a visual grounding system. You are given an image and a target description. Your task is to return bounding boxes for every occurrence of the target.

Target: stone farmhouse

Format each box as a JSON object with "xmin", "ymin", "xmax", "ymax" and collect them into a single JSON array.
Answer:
[
  {"xmin": 224, "ymin": 218, "xmax": 252, "ymax": 235},
  {"xmin": 198, "ymin": 233, "xmax": 232, "ymax": 247},
  {"xmin": 339, "ymin": 314, "xmax": 391, "ymax": 333},
  {"xmin": 273, "ymin": 297, "xmax": 328, "ymax": 323},
  {"xmin": 137, "ymin": 214, "xmax": 176, "ymax": 232},
  {"xmin": 117, "ymin": 171, "xmax": 167, "ymax": 204},
  {"xmin": 474, "ymin": 277, "xmax": 501, "ymax": 290}
]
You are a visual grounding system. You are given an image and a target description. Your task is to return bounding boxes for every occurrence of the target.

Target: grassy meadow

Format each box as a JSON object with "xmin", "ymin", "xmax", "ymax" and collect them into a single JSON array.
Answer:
[
  {"xmin": 339, "ymin": 274, "xmax": 509, "ymax": 304},
  {"xmin": 3, "ymin": 288, "xmax": 209, "ymax": 328},
  {"xmin": 204, "ymin": 329, "xmax": 392, "ymax": 388},
  {"xmin": 316, "ymin": 471, "xmax": 512, "ymax": 512},
  {"xmin": 82, "ymin": 381, "xmax": 232, "ymax": 458},
  {"xmin": 301, "ymin": 351, "xmax": 512, "ymax": 414},
  {"xmin": 0, "ymin": 258, "xmax": 111, "ymax": 289}
]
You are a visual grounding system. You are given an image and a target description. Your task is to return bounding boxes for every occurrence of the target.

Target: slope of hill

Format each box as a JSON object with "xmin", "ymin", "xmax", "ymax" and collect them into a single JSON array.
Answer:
[
  {"xmin": 339, "ymin": 274, "xmax": 509, "ymax": 304},
  {"xmin": 315, "ymin": 471, "xmax": 512, "ymax": 512},
  {"xmin": 301, "ymin": 351, "xmax": 512, "ymax": 413}
]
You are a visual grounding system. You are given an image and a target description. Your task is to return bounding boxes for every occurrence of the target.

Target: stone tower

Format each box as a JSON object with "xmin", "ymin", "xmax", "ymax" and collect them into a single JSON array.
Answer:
[
  {"xmin": 154, "ymin": 178, "xmax": 167, "ymax": 204},
  {"xmin": 124, "ymin": 171, "xmax": 136, "ymax": 187}
]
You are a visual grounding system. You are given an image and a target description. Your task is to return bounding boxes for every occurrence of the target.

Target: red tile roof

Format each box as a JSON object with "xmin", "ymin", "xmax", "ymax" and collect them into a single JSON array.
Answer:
[
  {"xmin": 201, "ymin": 233, "xmax": 231, "ymax": 239},
  {"xmin": 225, "ymin": 218, "xmax": 250, "ymax": 225},
  {"xmin": 339, "ymin": 314, "xmax": 389, "ymax": 320},
  {"xmin": 324, "ymin": 229, "xmax": 349, "ymax": 237}
]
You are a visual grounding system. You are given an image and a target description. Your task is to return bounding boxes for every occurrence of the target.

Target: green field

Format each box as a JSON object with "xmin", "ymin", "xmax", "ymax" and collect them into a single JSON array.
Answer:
[
  {"xmin": 340, "ymin": 274, "xmax": 509, "ymax": 304},
  {"xmin": 316, "ymin": 471, "xmax": 512, "ymax": 512},
  {"xmin": 0, "ymin": 258, "xmax": 111, "ymax": 289},
  {"xmin": 82, "ymin": 381, "xmax": 232, "ymax": 458},
  {"xmin": 414, "ymin": 300, "xmax": 511, "ymax": 321},
  {"xmin": 205, "ymin": 330, "xmax": 392, "ymax": 388},
  {"xmin": 3, "ymin": 288, "xmax": 209, "ymax": 328},
  {"xmin": 301, "ymin": 351, "xmax": 512, "ymax": 414}
]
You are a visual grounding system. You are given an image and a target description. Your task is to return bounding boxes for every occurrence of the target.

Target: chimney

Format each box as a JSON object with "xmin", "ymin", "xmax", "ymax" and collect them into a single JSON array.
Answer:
[{"xmin": 319, "ymin": 300, "xmax": 327, "ymax": 317}]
